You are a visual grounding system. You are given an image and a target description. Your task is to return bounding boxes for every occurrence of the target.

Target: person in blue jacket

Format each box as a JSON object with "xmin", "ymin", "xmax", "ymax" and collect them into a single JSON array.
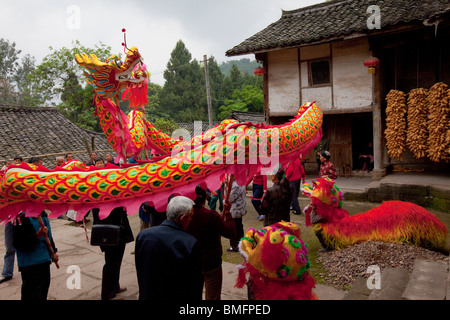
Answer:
[{"xmin": 13, "ymin": 211, "xmax": 58, "ymax": 300}]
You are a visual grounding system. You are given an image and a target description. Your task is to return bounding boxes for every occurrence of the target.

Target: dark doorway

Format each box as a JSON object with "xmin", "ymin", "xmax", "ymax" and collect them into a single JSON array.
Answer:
[{"xmin": 351, "ymin": 115, "xmax": 373, "ymax": 170}]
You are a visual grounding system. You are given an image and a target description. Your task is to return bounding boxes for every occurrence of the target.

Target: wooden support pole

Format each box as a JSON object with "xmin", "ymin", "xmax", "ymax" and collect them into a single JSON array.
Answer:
[{"xmin": 204, "ymin": 55, "xmax": 213, "ymax": 129}]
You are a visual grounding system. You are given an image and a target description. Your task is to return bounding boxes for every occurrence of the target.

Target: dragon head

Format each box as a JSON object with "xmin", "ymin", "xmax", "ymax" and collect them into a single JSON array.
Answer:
[{"xmin": 75, "ymin": 43, "xmax": 150, "ymax": 108}]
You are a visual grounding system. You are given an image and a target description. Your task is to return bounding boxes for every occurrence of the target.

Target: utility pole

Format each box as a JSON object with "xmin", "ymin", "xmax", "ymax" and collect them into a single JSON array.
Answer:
[{"xmin": 203, "ymin": 55, "xmax": 213, "ymax": 129}]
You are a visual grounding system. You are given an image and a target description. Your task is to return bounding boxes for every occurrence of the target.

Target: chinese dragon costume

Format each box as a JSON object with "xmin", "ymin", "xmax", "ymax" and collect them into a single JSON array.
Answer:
[
  {"xmin": 0, "ymin": 32, "xmax": 324, "ymax": 222},
  {"xmin": 302, "ymin": 178, "xmax": 448, "ymax": 251}
]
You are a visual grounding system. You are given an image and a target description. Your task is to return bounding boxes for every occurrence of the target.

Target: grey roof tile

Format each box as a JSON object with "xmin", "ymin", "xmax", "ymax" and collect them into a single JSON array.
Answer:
[
  {"xmin": 226, "ymin": 0, "xmax": 450, "ymax": 56},
  {"xmin": 0, "ymin": 104, "xmax": 113, "ymax": 167}
]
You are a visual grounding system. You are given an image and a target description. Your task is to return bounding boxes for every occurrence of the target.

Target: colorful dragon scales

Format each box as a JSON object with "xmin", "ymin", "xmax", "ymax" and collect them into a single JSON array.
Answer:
[
  {"xmin": 302, "ymin": 178, "xmax": 448, "ymax": 251},
  {"xmin": 0, "ymin": 43, "xmax": 323, "ymax": 222}
]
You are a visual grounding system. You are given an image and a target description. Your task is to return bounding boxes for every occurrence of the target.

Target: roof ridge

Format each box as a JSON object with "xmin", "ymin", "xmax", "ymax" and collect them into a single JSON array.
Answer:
[
  {"xmin": 281, "ymin": 0, "xmax": 352, "ymax": 17},
  {"xmin": 231, "ymin": 110, "xmax": 264, "ymax": 115},
  {"xmin": 0, "ymin": 104, "xmax": 58, "ymax": 111}
]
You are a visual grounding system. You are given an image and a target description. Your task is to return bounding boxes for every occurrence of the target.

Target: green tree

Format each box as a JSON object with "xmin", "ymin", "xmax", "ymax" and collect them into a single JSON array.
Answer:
[
  {"xmin": 0, "ymin": 39, "xmax": 43, "ymax": 106},
  {"xmin": 153, "ymin": 117, "xmax": 179, "ymax": 135},
  {"xmin": 13, "ymin": 54, "xmax": 42, "ymax": 106},
  {"xmin": 29, "ymin": 40, "xmax": 113, "ymax": 106},
  {"xmin": 220, "ymin": 58, "xmax": 260, "ymax": 76},
  {"xmin": 218, "ymin": 85, "xmax": 264, "ymax": 120},
  {"xmin": 0, "ymin": 38, "xmax": 21, "ymax": 104},
  {"xmin": 222, "ymin": 63, "xmax": 243, "ymax": 97},
  {"xmin": 29, "ymin": 41, "xmax": 115, "ymax": 131},
  {"xmin": 203, "ymin": 56, "xmax": 225, "ymax": 121},
  {"xmin": 0, "ymin": 38, "xmax": 38, "ymax": 105},
  {"xmin": 160, "ymin": 40, "xmax": 206, "ymax": 122},
  {"xmin": 145, "ymin": 82, "xmax": 163, "ymax": 117}
]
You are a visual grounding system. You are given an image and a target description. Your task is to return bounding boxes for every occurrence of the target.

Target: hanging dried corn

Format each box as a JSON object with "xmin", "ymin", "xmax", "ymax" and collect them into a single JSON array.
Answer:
[
  {"xmin": 385, "ymin": 89, "xmax": 407, "ymax": 161},
  {"xmin": 406, "ymin": 88, "xmax": 429, "ymax": 159},
  {"xmin": 427, "ymin": 82, "xmax": 450, "ymax": 162}
]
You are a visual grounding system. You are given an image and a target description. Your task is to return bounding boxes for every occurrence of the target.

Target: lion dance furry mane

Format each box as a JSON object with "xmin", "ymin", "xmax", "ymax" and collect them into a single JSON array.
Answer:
[
  {"xmin": 236, "ymin": 221, "xmax": 318, "ymax": 300},
  {"xmin": 302, "ymin": 178, "xmax": 448, "ymax": 251}
]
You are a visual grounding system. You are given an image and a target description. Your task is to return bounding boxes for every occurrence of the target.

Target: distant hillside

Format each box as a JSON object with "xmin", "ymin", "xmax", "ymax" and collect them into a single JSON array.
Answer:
[{"xmin": 219, "ymin": 58, "xmax": 261, "ymax": 76}]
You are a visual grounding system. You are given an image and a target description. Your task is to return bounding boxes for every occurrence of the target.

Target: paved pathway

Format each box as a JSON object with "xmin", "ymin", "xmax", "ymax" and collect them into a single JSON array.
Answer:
[
  {"xmin": 0, "ymin": 218, "xmax": 341, "ymax": 300},
  {"xmin": 0, "ymin": 171, "xmax": 447, "ymax": 300},
  {"xmin": 0, "ymin": 218, "xmax": 250, "ymax": 300}
]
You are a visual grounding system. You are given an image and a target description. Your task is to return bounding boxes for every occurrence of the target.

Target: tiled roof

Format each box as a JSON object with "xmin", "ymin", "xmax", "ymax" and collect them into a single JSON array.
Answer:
[
  {"xmin": 0, "ymin": 105, "xmax": 113, "ymax": 167},
  {"xmin": 176, "ymin": 111, "xmax": 265, "ymax": 136},
  {"xmin": 176, "ymin": 122, "xmax": 221, "ymax": 136},
  {"xmin": 226, "ymin": 0, "xmax": 450, "ymax": 56},
  {"xmin": 227, "ymin": 111, "xmax": 265, "ymax": 123}
]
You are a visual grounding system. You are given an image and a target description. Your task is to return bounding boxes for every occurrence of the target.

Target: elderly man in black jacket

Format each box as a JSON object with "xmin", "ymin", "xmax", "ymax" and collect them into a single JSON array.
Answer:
[{"xmin": 135, "ymin": 196, "xmax": 203, "ymax": 301}]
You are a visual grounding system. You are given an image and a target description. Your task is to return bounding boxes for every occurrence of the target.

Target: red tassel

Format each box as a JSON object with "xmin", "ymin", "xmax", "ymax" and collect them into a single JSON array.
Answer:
[{"xmin": 122, "ymin": 85, "xmax": 148, "ymax": 109}]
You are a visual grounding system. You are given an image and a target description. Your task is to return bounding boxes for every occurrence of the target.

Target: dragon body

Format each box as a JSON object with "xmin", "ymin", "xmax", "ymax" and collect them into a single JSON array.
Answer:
[
  {"xmin": 0, "ymin": 102, "xmax": 322, "ymax": 222},
  {"xmin": 0, "ymin": 43, "xmax": 323, "ymax": 222},
  {"xmin": 302, "ymin": 178, "xmax": 448, "ymax": 251}
]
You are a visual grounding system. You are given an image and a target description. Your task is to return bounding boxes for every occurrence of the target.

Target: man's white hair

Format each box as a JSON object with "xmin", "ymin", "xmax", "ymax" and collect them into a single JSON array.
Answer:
[{"xmin": 166, "ymin": 196, "xmax": 194, "ymax": 220}]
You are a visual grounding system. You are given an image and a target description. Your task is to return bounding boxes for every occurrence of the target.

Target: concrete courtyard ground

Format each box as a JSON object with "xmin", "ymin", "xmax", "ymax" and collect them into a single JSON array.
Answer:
[{"xmin": 0, "ymin": 172, "xmax": 448, "ymax": 300}]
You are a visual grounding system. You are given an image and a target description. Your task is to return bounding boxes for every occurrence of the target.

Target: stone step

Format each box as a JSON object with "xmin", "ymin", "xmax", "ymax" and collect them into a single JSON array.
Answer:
[
  {"xmin": 402, "ymin": 259, "xmax": 449, "ymax": 300},
  {"xmin": 368, "ymin": 268, "xmax": 411, "ymax": 300},
  {"xmin": 314, "ymin": 284, "xmax": 347, "ymax": 300},
  {"xmin": 343, "ymin": 276, "xmax": 372, "ymax": 300}
]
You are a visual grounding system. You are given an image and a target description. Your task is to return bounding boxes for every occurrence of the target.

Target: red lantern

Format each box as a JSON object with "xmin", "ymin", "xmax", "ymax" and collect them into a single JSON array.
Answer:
[
  {"xmin": 364, "ymin": 57, "xmax": 380, "ymax": 74},
  {"xmin": 253, "ymin": 67, "xmax": 266, "ymax": 76}
]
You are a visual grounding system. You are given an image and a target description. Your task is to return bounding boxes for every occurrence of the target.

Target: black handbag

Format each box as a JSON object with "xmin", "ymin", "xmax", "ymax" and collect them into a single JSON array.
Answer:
[{"xmin": 90, "ymin": 224, "xmax": 121, "ymax": 246}]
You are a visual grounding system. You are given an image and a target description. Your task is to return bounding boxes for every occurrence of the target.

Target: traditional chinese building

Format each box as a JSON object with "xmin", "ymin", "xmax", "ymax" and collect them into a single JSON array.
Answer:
[{"xmin": 226, "ymin": 0, "xmax": 450, "ymax": 178}]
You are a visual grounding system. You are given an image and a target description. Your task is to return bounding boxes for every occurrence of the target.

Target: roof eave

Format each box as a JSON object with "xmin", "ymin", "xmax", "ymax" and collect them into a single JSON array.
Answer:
[{"xmin": 226, "ymin": 31, "xmax": 369, "ymax": 57}]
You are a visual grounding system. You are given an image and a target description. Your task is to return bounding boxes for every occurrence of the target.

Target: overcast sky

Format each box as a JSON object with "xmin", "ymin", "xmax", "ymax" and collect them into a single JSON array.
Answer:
[{"xmin": 1, "ymin": 0, "xmax": 323, "ymax": 85}]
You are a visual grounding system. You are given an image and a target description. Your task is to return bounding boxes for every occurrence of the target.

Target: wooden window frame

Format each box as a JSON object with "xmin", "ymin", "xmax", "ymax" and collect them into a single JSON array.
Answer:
[{"xmin": 308, "ymin": 58, "xmax": 332, "ymax": 87}]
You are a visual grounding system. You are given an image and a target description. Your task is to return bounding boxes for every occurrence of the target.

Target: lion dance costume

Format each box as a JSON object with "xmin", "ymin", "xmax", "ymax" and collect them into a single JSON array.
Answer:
[
  {"xmin": 302, "ymin": 178, "xmax": 448, "ymax": 251},
  {"xmin": 236, "ymin": 221, "xmax": 318, "ymax": 300}
]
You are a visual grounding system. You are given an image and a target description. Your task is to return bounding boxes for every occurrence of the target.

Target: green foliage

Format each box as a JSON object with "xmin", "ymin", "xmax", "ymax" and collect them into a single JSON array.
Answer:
[
  {"xmin": 159, "ymin": 40, "xmax": 207, "ymax": 122},
  {"xmin": 219, "ymin": 58, "xmax": 260, "ymax": 76},
  {"xmin": 152, "ymin": 117, "xmax": 179, "ymax": 135},
  {"xmin": 0, "ymin": 38, "xmax": 41, "ymax": 105},
  {"xmin": 27, "ymin": 41, "xmax": 116, "ymax": 131},
  {"xmin": 29, "ymin": 40, "xmax": 114, "ymax": 106},
  {"xmin": 2, "ymin": 36, "xmax": 264, "ymax": 133},
  {"xmin": 0, "ymin": 38, "xmax": 21, "ymax": 104},
  {"xmin": 218, "ymin": 85, "xmax": 264, "ymax": 120},
  {"xmin": 156, "ymin": 40, "xmax": 264, "ymax": 123}
]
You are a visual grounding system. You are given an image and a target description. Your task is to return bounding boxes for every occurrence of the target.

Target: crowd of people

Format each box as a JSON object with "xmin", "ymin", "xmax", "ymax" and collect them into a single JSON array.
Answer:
[
  {"xmin": 0, "ymin": 151, "xmax": 124, "ymax": 300},
  {"xmin": 0, "ymin": 151, "xmax": 120, "ymax": 172},
  {"xmin": 1, "ymin": 147, "xmax": 340, "ymax": 301}
]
